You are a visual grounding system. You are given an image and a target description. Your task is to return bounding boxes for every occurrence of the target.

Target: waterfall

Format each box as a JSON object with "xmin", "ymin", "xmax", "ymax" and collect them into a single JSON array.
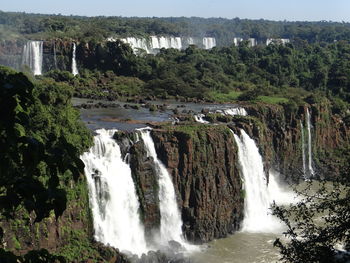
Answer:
[
  {"xmin": 81, "ymin": 129, "xmax": 148, "ymax": 256},
  {"xmin": 22, "ymin": 41, "xmax": 43, "ymax": 75},
  {"xmin": 72, "ymin": 43, "xmax": 79, "ymax": 76},
  {"xmin": 194, "ymin": 114, "xmax": 209, "ymax": 124},
  {"xmin": 121, "ymin": 37, "xmax": 151, "ymax": 54},
  {"xmin": 202, "ymin": 37, "xmax": 216, "ymax": 49},
  {"xmin": 234, "ymin": 37, "xmax": 243, "ymax": 46},
  {"xmin": 306, "ymin": 109, "xmax": 315, "ymax": 176},
  {"xmin": 139, "ymin": 129, "xmax": 185, "ymax": 245},
  {"xmin": 248, "ymin": 38, "xmax": 257, "ymax": 47},
  {"xmin": 220, "ymin": 107, "xmax": 247, "ymax": 116},
  {"xmin": 300, "ymin": 120, "xmax": 307, "ymax": 178},
  {"xmin": 232, "ymin": 129, "xmax": 286, "ymax": 233}
]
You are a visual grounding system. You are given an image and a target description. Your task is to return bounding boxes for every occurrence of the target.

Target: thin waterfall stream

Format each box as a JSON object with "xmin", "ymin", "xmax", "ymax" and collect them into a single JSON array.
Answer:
[
  {"xmin": 72, "ymin": 43, "xmax": 79, "ymax": 76},
  {"xmin": 139, "ymin": 129, "xmax": 187, "ymax": 246},
  {"xmin": 306, "ymin": 108, "xmax": 315, "ymax": 177}
]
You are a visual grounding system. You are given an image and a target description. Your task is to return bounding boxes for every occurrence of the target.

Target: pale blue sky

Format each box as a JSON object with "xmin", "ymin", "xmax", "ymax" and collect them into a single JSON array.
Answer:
[{"xmin": 2, "ymin": 0, "xmax": 350, "ymax": 22}]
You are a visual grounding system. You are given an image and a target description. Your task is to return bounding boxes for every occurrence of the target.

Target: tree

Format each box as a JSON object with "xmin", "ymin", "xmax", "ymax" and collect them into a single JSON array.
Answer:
[
  {"xmin": 0, "ymin": 66, "xmax": 92, "ymax": 261},
  {"xmin": 272, "ymin": 148, "xmax": 350, "ymax": 263}
]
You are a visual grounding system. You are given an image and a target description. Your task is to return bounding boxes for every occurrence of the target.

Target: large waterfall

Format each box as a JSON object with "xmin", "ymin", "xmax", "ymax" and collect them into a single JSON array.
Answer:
[
  {"xmin": 233, "ymin": 129, "xmax": 294, "ymax": 233},
  {"xmin": 306, "ymin": 109, "xmax": 314, "ymax": 177},
  {"xmin": 140, "ymin": 129, "xmax": 186, "ymax": 246},
  {"xmin": 22, "ymin": 41, "xmax": 43, "ymax": 75},
  {"xmin": 81, "ymin": 129, "xmax": 148, "ymax": 256},
  {"xmin": 72, "ymin": 43, "xmax": 79, "ymax": 76}
]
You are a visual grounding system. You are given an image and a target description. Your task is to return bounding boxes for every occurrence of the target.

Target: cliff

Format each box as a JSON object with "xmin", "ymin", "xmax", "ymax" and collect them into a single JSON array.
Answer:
[
  {"xmin": 151, "ymin": 125, "xmax": 243, "ymax": 243},
  {"xmin": 116, "ymin": 125, "xmax": 244, "ymax": 244}
]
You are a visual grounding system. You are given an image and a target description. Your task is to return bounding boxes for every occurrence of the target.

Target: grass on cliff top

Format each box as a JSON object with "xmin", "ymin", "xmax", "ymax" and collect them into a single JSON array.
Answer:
[
  {"xmin": 258, "ymin": 95, "xmax": 289, "ymax": 104},
  {"xmin": 161, "ymin": 123, "xmax": 231, "ymax": 138},
  {"xmin": 207, "ymin": 90, "xmax": 289, "ymax": 105},
  {"xmin": 207, "ymin": 91, "xmax": 242, "ymax": 103}
]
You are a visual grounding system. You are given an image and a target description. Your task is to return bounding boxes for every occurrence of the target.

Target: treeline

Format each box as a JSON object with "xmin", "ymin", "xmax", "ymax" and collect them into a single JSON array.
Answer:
[
  {"xmin": 2, "ymin": 10, "xmax": 350, "ymax": 44},
  {"xmin": 44, "ymin": 40, "xmax": 350, "ymax": 113}
]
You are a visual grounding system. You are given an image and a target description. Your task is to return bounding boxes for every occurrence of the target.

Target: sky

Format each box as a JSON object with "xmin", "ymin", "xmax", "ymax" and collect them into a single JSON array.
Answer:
[{"xmin": 1, "ymin": 0, "xmax": 350, "ymax": 22}]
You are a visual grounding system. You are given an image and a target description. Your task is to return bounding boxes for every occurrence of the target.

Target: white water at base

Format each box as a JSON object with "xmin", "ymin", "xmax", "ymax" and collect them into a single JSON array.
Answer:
[
  {"xmin": 306, "ymin": 109, "xmax": 315, "ymax": 177},
  {"xmin": 81, "ymin": 129, "xmax": 148, "ymax": 256},
  {"xmin": 22, "ymin": 41, "xmax": 43, "ymax": 75},
  {"xmin": 140, "ymin": 129, "xmax": 186, "ymax": 245},
  {"xmin": 72, "ymin": 43, "xmax": 79, "ymax": 76},
  {"xmin": 300, "ymin": 120, "xmax": 307, "ymax": 178},
  {"xmin": 233, "ymin": 129, "xmax": 295, "ymax": 233},
  {"xmin": 268, "ymin": 170, "xmax": 298, "ymax": 205}
]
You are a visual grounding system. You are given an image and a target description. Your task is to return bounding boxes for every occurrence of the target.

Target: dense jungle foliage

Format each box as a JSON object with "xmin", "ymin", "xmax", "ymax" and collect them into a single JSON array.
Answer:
[
  {"xmin": 1, "ymin": 10, "xmax": 350, "ymax": 44},
  {"xmin": 41, "ymin": 39, "xmax": 350, "ymax": 113},
  {"xmin": 0, "ymin": 66, "xmax": 92, "ymax": 262}
]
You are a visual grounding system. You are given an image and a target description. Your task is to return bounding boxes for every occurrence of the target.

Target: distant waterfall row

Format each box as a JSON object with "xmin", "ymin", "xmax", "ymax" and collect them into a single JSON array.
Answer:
[
  {"xmin": 116, "ymin": 36, "xmax": 217, "ymax": 54},
  {"xmin": 20, "ymin": 41, "xmax": 78, "ymax": 76},
  {"xmin": 81, "ymin": 128, "xmax": 189, "ymax": 256}
]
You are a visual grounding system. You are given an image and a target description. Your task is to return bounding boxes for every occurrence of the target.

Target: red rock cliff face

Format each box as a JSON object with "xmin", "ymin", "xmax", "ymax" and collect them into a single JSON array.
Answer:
[
  {"xmin": 151, "ymin": 125, "xmax": 244, "ymax": 243},
  {"xmin": 242, "ymin": 102, "xmax": 350, "ymax": 179}
]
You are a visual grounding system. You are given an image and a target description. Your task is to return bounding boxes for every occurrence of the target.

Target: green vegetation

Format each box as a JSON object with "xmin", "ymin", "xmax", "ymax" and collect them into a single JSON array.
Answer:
[
  {"xmin": 35, "ymin": 40, "xmax": 350, "ymax": 112},
  {"xmin": 272, "ymin": 161, "xmax": 350, "ymax": 262},
  {"xmin": 2, "ymin": 11, "xmax": 350, "ymax": 44},
  {"xmin": 207, "ymin": 91, "xmax": 242, "ymax": 102},
  {"xmin": 0, "ymin": 66, "xmax": 93, "ymax": 262}
]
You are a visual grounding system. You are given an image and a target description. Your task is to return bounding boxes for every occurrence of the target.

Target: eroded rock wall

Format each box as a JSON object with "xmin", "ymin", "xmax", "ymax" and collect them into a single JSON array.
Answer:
[{"xmin": 151, "ymin": 125, "xmax": 244, "ymax": 243}]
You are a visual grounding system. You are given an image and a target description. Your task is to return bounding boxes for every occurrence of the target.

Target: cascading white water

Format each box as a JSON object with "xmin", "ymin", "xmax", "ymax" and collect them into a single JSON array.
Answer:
[
  {"xmin": 248, "ymin": 38, "xmax": 257, "ymax": 47},
  {"xmin": 306, "ymin": 109, "xmax": 315, "ymax": 176},
  {"xmin": 233, "ymin": 129, "xmax": 293, "ymax": 233},
  {"xmin": 202, "ymin": 37, "xmax": 216, "ymax": 49},
  {"xmin": 233, "ymin": 37, "xmax": 243, "ymax": 46},
  {"xmin": 81, "ymin": 129, "xmax": 148, "ymax": 256},
  {"xmin": 221, "ymin": 108, "xmax": 248, "ymax": 116},
  {"xmin": 22, "ymin": 41, "xmax": 43, "ymax": 75},
  {"xmin": 121, "ymin": 37, "xmax": 151, "ymax": 54},
  {"xmin": 194, "ymin": 114, "xmax": 209, "ymax": 124},
  {"xmin": 139, "ymin": 129, "xmax": 185, "ymax": 245},
  {"xmin": 300, "ymin": 120, "xmax": 307, "ymax": 178},
  {"xmin": 268, "ymin": 170, "xmax": 298, "ymax": 205},
  {"xmin": 116, "ymin": 36, "xmax": 216, "ymax": 54},
  {"xmin": 72, "ymin": 43, "xmax": 79, "ymax": 76}
]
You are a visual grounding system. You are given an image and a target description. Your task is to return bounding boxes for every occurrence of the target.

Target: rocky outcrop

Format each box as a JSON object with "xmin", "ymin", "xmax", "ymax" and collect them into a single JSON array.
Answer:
[
  {"xmin": 151, "ymin": 125, "xmax": 244, "ymax": 243},
  {"xmin": 0, "ymin": 176, "xmax": 94, "ymax": 259},
  {"xmin": 0, "ymin": 40, "xmax": 25, "ymax": 71},
  {"xmin": 114, "ymin": 125, "xmax": 244, "ymax": 244}
]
